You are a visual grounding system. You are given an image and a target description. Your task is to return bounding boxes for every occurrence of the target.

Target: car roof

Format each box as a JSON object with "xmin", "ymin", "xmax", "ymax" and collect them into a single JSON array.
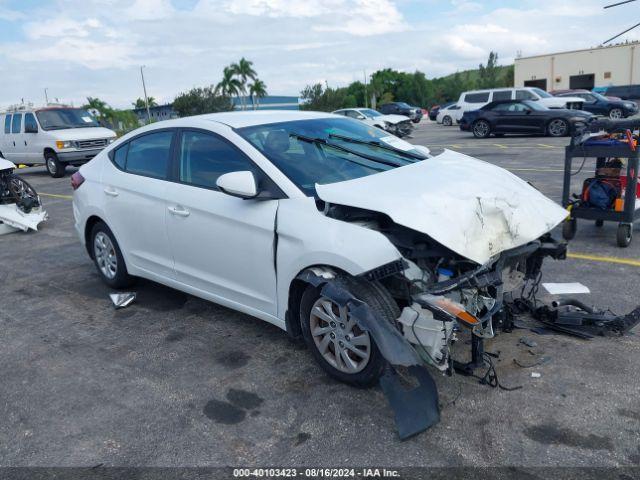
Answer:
[{"xmin": 151, "ymin": 110, "xmax": 336, "ymax": 129}]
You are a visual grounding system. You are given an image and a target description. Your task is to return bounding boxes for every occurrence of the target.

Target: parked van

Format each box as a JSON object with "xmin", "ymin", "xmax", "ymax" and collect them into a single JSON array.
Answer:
[
  {"xmin": 0, "ymin": 104, "xmax": 116, "ymax": 177},
  {"xmin": 456, "ymin": 87, "xmax": 585, "ymax": 115}
]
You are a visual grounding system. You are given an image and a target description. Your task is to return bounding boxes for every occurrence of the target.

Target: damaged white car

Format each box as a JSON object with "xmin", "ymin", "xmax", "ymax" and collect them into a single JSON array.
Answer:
[
  {"xmin": 0, "ymin": 158, "xmax": 47, "ymax": 235},
  {"xmin": 72, "ymin": 111, "xmax": 569, "ymax": 437}
]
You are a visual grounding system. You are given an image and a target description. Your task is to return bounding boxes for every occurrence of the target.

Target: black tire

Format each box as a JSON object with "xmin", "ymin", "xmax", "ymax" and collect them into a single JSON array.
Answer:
[
  {"xmin": 90, "ymin": 221, "xmax": 135, "ymax": 288},
  {"xmin": 299, "ymin": 276, "xmax": 400, "ymax": 387},
  {"xmin": 442, "ymin": 116, "xmax": 452, "ymax": 126},
  {"xmin": 547, "ymin": 118, "xmax": 569, "ymax": 137},
  {"xmin": 562, "ymin": 218, "xmax": 577, "ymax": 240},
  {"xmin": 472, "ymin": 120, "xmax": 491, "ymax": 138},
  {"xmin": 616, "ymin": 223, "xmax": 632, "ymax": 248},
  {"xmin": 45, "ymin": 152, "xmax": 66, "ymax": 178}
]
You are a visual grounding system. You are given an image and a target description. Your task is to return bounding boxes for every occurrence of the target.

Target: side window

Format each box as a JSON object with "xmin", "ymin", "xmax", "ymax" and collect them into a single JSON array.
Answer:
[
  {"xmin": 493, "ymin": 90, "xmax": 512, "ymax": 101},
  {"xmin": 515, "ymin": 90, "xmax": 536, "ymax": 100},
  {"xmin": 125, "ymin": 131, "xmax": 174, "ymax": 179},
  {"xmin": 345, "ymin": 111, "xmax": 361, "ymax": 119},
  {"xmin": 4, "ymin": 115, "xmax": 11, "ymax": 134},
  {"xmin": 179, "ymin": 130, "xmax": 258, "ymax": 190},
  {"xmin": 24, "ymin": 113, "xmax": 38, "ymax": 132},
  {"xmin": 11, "ymin": 113, "xmax": 22, "ymax": 134},
  {"xmin": 464, "ymin": 92, "xmax": 490, "ymax": 103},
  {"xmin": 112, "ymin": 143, "xmax": 128, "ymax": 170}
]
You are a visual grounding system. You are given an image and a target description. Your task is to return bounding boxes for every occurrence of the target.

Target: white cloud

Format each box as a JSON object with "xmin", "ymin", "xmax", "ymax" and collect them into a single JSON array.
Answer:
[
  {"xmin": 24, "ymin": 17, "xmax": 103, "ymax": 39},
  {"xmin": 125, "ymin": 0, "xmax": 175, "ymax": 20}
]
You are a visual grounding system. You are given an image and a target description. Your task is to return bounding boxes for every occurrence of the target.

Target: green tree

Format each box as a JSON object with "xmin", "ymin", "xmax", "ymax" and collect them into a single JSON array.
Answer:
[
  {"xmin": 230, "ymin": 57, "xmax": 258, "ymax": 110},
  {"xmin": 478, "ymin": 51, "xmax": 500, "ymax": 89},
  {"xmin": 300, "ymin": 82, "xmax": 349, "ymax": 112},
  {"xmin": 248, "ymin": 79, "xmax": 267, "ymax": 109},
  {"xmin": 132, "ymin": 97, "xmax": 158, "ymax": 109},
  {"xmin": 173, "ymin": 86, "xmax": 233, "ymax": 117}
]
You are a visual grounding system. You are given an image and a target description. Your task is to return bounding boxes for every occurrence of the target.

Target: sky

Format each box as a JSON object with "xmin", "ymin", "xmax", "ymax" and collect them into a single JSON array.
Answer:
[{"xmin": 0, "ymin": 0, "xmax": 639, "ymax": 109}]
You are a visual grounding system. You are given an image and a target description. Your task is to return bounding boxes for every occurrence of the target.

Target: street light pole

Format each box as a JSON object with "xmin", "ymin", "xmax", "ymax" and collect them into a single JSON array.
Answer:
[
  {"xmin": 140, "ymin": 66, "xmax": 151, "ymax": 124},
  {"xmin": 44, "ymin": 88, "xmax": 49, "ymax": 105}
]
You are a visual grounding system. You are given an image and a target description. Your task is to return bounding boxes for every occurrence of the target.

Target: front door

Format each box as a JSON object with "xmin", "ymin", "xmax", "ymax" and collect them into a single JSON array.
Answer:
[{"xmin": 165, "ymin": 129, "xmax": 279, "ymax": 316}]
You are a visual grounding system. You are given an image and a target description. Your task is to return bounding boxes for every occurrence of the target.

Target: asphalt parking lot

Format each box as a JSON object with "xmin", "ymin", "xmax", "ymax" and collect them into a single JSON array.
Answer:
[{"xmin": 1, "ymin": 120, "xmax": 639, "ymax": 471}]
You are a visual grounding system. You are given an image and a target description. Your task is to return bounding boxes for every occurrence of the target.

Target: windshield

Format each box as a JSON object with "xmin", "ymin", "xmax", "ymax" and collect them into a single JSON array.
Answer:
[
  {"xmin": 237, "ymin": 117, "xmax": 426, "ymax": 196},
  {"xmin": 36, "ymin": 108, "xmax": 99, "ymax": 130},
  {"xmin": 396, "ymin": 102, "xmax": 412, "ymax": 108},
  {"xmin": 523, "ymin": 100, "xmax": 548, "ymax": 111},
  {"xmin": 531, "ymin": 88, "xmax": 552, "ymax": 98},
  {"xmin": 360, "ymin": 109, "xmax": 382, "ymax": 118}
]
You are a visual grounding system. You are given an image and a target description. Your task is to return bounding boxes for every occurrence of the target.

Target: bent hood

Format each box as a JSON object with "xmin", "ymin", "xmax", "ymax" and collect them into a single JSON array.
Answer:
[
  {"xmin": 380, "ymin": 114, "xmax": 411, "ymax": 125},
  {"xmin": 316, "ymin": 149, "xmax": 567, "ymax": 265}
]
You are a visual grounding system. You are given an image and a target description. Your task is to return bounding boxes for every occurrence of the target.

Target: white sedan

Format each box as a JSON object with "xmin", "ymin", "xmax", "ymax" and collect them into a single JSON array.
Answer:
[
  {"xmin": 332, "ymin": 108, "xmax": 413, "ymax": 137},
  {"xmin": 72, "ymin": 111, "xmax": 566, "ymax": 390},
  {"xmin": 436, "ymin": 103, "xmax": 463, "ymax": 125}
]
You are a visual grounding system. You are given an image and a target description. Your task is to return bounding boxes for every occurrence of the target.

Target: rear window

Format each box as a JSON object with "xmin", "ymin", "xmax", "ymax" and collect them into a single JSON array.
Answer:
[
  {"xmin": 492, "ymin": 90, "xmax": 512, "ymax": 101},
  {"xmin": 464, "ymin": 92, "xmax": 490, "ymax": 103},
  {"xmin": 515, "ymin": 90, "xmax": 537, "ymax": 100},
  {"xmin": 4, "ymin": 115, "xmax": 11, "ymax": 134},
  {"xmin": 123, "ymin": 131, "xmax": 174, "ymax": 179}
]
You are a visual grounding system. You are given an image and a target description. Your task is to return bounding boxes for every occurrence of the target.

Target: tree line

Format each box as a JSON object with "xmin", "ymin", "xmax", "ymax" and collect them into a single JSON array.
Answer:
[{"xmin": 301, "ymin": 52, "xmax": 513, "ymax": 111}]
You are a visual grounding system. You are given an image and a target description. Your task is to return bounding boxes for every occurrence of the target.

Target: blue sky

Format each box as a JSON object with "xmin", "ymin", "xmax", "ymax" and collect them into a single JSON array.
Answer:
[{"xmin": 0, "ymin": 0, "xmax": 638, "ymax": 108}]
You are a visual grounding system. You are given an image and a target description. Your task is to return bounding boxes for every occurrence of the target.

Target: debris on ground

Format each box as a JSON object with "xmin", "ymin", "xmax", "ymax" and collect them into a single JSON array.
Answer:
[
  {"xmin": 531, "ymin": 372, "xmax": 541, "ymax": 378},
  {"xmin": 0, "ymin": 159, "xmax": 47, "ymax": 235},
  {"xmin": 519, "ymin": 337, "xmax": 538, "ymax": 348},
  {"xmin": 110, "ymin": 293, "xmax": 137, "ymax": 309}
]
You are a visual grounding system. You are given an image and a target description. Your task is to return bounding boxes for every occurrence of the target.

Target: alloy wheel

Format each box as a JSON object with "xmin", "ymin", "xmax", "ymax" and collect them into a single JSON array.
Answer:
[
  {"xmin": 309, "ymin": 297, "xmax": 371, "ymax": 374},
  {"xmin": 473, "ymin": 120, "xmax": 490, "ymax": 138},
  {"xmin": 548, "ymin": 119, "xmax": 568, "ymax": 137},
  {"xmin": 609, "ymin": 108, "xmax": 623, "ymax": 119},
  {"xmin": 94, "ymin": 232, "xmax": 118, "ymax": 280}
]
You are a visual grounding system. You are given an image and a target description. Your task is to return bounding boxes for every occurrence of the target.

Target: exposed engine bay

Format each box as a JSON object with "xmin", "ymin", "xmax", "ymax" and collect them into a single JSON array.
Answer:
[
  {"xmin": 322, "ymin": 202, "xmax": 567, "ymax": 373},
  {"xmin": 0, "ymin": 159, "xmax": 48, "ymax": 235}
]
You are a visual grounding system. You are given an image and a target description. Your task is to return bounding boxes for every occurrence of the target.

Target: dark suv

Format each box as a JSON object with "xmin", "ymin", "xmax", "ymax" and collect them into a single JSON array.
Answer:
[
  {"xmin": 379, "ymin": 102, "xmax": 423, "ymax": 123},
  {"xmin": 555, "ymin": 90, "xmax": 638, "ymax": 119},
  {"xmin": 603, "ymin": 84, "xmax": 640, "ymax": 101}
]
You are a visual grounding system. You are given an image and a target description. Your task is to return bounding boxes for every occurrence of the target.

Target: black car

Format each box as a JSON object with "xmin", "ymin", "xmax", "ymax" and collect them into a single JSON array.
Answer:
[
  {"xmin": 556, "ymin": 91, "xmax": 638, "ymax": 119},
  {"xmin": 379, "ymin": 102, "xmax": 423, "ymax": 123},
  {"xmin": 459, "ymin": 100, "xmax": 593, "ymax": 138},
  {"xmin": 603, "ymin": 84, "xmax": 640, "ymax": 101},
  {"xmin": 428, "ymin": 102, "xmax": 454, "ymax": 121}
]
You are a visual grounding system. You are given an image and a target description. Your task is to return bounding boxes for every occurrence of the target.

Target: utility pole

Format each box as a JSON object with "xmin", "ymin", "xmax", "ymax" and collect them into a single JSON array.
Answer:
[
  {"xmin": 140, "ymin": 66, "xmax": 151, "ymax": 124},
  {"xmin": 44, "ymin": 88, "xmax": 49, "ymax": 105},
  {"xmin": 364, "ymin": 70, "xmax": 368, "ymax": 108}
]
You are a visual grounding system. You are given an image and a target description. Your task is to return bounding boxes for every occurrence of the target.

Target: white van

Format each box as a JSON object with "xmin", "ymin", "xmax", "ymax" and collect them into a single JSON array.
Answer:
[
  {"xmin": 457, "ymin": 87, "xmax": 585, "ymax": 115},
  {"xmin": 0, "ymin": 104, "xmax": 116, "ymax": 177}
]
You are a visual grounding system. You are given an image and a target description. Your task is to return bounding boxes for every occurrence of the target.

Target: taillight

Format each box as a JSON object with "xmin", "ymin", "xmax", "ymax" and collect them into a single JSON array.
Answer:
[{"xmin": 71, "ymin": 172, "xmax": 85, "ymax": 190}]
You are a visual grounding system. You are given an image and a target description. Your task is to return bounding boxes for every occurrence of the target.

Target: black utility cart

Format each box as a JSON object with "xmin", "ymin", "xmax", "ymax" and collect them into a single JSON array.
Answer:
[{"xmin": 562, "ymin": 124, "xmax": 640, "ymax": 247}]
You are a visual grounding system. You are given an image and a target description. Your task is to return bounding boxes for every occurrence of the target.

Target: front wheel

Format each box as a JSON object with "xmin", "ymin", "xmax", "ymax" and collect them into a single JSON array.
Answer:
[
  {"xmin": 45, "ymin": 152, "xmax": 66, "ymax": 178},
  {"xmin": 442, "ymin": 116, "xmax": 452, "ymax": 126},
  {"xmin": 547, "ymin": 119, "xmax": 569, "ymax": 137},
  {"xmin": 299, "ymin": 277, "xmax": 399, "ymax": 387},
  {"xmin": 562, "ymin": 218, "xmax": 577, "ymax": 240},
  {"xmin": 609, "ymin": 108, "xmax": 623, "ymax": 119},
  {"xmin": 472, "ymin": 120, "xmax": 491, "ymax": 138}
]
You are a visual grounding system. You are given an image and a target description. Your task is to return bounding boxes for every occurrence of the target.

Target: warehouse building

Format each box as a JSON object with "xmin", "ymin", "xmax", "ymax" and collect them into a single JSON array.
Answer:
[{"xmin": 514, "ymin": 42, "xmax": 640, "ymax": 91}]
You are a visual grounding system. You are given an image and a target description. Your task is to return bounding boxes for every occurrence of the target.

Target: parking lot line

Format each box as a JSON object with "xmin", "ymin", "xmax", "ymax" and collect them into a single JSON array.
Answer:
[
  {"xmin": 568, "ymin": 252, "xmax": 640, "ymax": 268},
  {"xmin": 40, "ymin": 192, "xmax": 73, "ymax": 200},
  {"xmin": 493, "ymin": 143, "xmax": 508, "ymax": 149}
]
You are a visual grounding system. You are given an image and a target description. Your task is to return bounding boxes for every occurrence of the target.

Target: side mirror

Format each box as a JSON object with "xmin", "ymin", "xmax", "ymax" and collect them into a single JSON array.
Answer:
[
  {"xmin": 216, "ymin": 171, "xmax": 258, "ymax": 199},
  {"xmin": 525, "ymin": 109, "xmax": 532, "ymax": 114},
  {"xmin": 357, "ymin": 115, "xmax": 366, "ymax": 120},
  {"xmin": 25, "ymin": 124, "xmax": 38, "ymax": 134}
]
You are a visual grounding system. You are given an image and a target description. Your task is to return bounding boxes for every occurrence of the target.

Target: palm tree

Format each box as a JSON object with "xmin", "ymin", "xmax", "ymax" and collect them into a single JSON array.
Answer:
[
  {"xmin": 248, "ymin": 79, "xmax": 267, "ymax": 110},
  {"xmin": 230, "ymin": 57, "xmax": 257, "ymax": 110},
  {"xmin": 216, "ymin": 67, "xmax": 242, "ymax": 108}
]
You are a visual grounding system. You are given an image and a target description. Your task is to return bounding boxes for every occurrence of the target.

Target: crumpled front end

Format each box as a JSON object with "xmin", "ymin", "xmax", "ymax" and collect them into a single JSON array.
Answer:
[{"xmin": 0, "ymin": 164, "xmax": 48, "ymax": 235}]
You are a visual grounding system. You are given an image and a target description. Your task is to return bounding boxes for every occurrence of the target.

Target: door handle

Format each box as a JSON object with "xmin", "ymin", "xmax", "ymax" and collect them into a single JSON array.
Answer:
[
  {"xmin": 168, "ymin": 205, "xmax": 190, "ymax": 217},
  {"xmin": 104, "ymin": 187, "xmax": 119, "ymax": 197}
]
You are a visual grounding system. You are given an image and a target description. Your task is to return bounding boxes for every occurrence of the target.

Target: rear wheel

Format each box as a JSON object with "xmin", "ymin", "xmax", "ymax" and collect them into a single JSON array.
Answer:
[
  {"xmin": 609, "ymin": 108, "xmax": 623, "ymax": 119},
  {"xmin": 299, "ymin": 276, "xmax": 400, "ymax": 387},
  {"xmin": 90, "ymin": 222, "xmax": 134, "ymax": 288},
  {"xmin": 547, "ymin": 118, "xmax": 569, "ymax": 137},
  {"xmin": 45, "ymin": 152, "xmax": 66, "ymax": 178},
  {"xmin": 472, "ymin": 120, "xmax": 491, "ymax": 138},
  {"xmin": 617, "ymin": 223, "xmax": 632, "ymax": 248},
  {"xmin": 442, "ymin": 116, "xmax": 452, "ymax": 126}
]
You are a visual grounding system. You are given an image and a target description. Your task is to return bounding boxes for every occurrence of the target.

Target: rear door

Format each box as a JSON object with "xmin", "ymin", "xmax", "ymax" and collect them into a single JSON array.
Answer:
[
  {"xmin": 1, "ymin": 114, "xmax": 12, "ymax": 159},
  {"xmin": 164, "ymin": 128, "xmax": 279, "ymax": 316},
  {"xmin": 5, "ymin": 113, "xmax": 23, "ymax": 162},
  {"xmin": 101, "ymin": 129, "xmax": 176, "ymax": 279}
]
